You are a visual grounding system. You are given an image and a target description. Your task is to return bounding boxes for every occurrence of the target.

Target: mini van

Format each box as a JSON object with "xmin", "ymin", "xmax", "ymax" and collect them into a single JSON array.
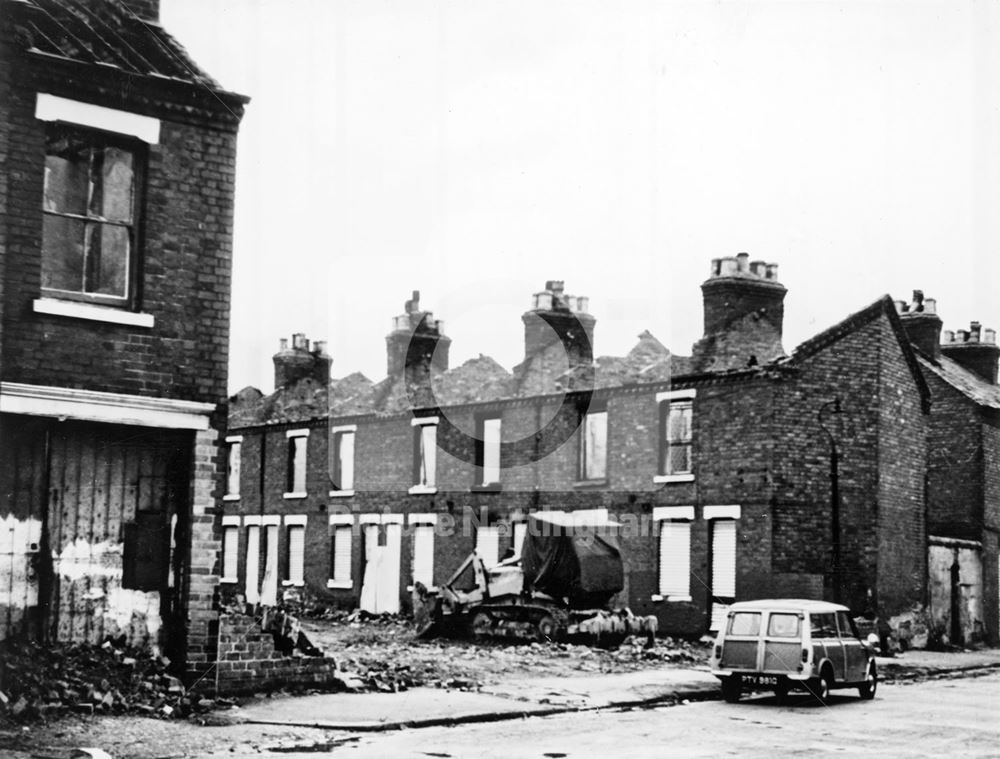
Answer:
[{"xmin": 709, "ymin": 599, "xmax": 877, "ymax": 703}]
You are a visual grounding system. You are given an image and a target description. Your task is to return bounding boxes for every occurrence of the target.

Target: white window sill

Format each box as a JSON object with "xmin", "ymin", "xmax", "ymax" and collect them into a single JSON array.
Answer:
[
  {"xmin": 34, "ymin": 298, "xmax": 154, "ymax": 328},
  {"xmin": 327, "ymin": 579, "xmax": 353, "ymax": 589},
  {"xmin": 653, "ymin": 473, "xmax": 695, "ymax": 484},
  {"xmin": 281, "ymin": 580, "xmax": 305, "ymax": 587},
  {"xmin": 406, "ymin": 584, "xmax": 438, "ymax": 592},
  {"xmin": 222, "ymin": 494, "xmax": 241, "ymax": 502},
  {"xmin": 220, "ymin": 578, "xmax": 238, "ymax": 584},
  {"xmin": 283, "ymin": 492, "xmax": 307, "ymax": 500},
  {"xmin": 408, "ymin": 485, "xmax": 438, "ymax": 495},
  {"xmin": 650, "ymin": 594, "xmax": 692, "ymax": 603},
  {"xmin": 329, "ymin": 489, "xmax": 355, "ymax": 498}
]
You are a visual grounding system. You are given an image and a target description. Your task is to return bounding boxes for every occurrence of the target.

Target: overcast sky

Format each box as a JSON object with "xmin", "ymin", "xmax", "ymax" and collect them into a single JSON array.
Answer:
[{"xmin": 161, "ymin": 0, "xmax": 1000, "ymax": 394}]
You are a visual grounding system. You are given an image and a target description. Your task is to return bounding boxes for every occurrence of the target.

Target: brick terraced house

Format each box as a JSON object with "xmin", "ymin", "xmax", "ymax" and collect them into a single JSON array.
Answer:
[
  {"xmin": 0, "ymin": 0, "xmax": 247, "ymax": 681},
  {"xmin": 225, "ymin": 254, "xmax": 976, "ymax": 642}
]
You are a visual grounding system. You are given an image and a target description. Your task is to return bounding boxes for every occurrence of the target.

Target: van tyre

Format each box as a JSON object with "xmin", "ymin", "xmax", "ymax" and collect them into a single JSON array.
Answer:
[
  {"xmin": 721, "ymin": 676, "xmax": 742, "ymax": 703},
  {"xmin": 808, "ymin": 667, "xmax": 833, "ymax": 704},
  {"xmin": 858, "ymin": 664, "xmax": 877, "ymax": 700}
]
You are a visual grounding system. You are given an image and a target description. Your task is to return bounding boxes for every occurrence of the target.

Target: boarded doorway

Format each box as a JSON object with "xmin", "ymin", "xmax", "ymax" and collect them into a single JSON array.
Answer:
[{"xmin": 359, "ymin": 515, "xmax": 402, "ymax": 614}]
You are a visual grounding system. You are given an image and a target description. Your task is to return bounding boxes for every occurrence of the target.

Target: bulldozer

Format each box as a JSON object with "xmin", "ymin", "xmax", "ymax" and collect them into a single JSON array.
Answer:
[{"xmin": 412, "ymin": 511, "xmax": 658, "ymax": 646}]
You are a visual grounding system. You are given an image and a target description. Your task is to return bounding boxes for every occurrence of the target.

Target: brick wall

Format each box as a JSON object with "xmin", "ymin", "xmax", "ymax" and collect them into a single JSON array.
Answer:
[{"xmin": 0, "ymin": 47, "xmax": 238, "ymax": 405}]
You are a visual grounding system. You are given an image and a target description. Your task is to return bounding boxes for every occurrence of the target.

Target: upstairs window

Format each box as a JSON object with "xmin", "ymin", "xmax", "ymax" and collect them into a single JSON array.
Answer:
[
  {"xmin": 42, "ymin": 126, "xmax": 142, "ymax": 307},
  {"xmin": 656, "ymin": 390, "xmax": 695, "ymax": 482},
  {"xmin": 330, "ymin": 426, "xmax": 356, "ymax": 493},
  {"xmin": 410, "ymin": 417, "xmax": 438, "ymax": 493},
  {"xmin": 476, "ymin": 416, "xmax": 502, "ymax": 487},
  {"xmin": 579, "ymin": 408, "xmax": 607, "ymax": 481},
  {"xmin": 224, "ymin": 436, "xmax": 242, "ymax": 499},
  {"xmin": 285, "ymin": 429, "xmax": 309, "ymax": 497}
]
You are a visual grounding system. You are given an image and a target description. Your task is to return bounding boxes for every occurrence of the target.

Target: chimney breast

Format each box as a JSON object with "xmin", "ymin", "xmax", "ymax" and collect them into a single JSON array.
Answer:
[
  {"xmin": 520, "ymin": 280, "xmax": 596, "ymax": 390},
  {"xmin": 898, "ymin": 289, "xmax": 943, "ymax": 359},
  {"xmin": 273, "ymin": 333, "xmax": 330, "ymax": 389}
]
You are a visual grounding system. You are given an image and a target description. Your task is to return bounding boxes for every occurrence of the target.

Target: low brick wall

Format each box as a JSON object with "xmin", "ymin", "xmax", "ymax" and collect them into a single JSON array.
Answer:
[{"xmin": 211, "ymin": 613, "xmax": 339, "ymax": 695}]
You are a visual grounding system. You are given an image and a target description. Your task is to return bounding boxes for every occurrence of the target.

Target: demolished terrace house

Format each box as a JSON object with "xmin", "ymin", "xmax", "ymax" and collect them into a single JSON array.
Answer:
[
  {"xmin": 0, "ymin": 0, "xmax": 247, "ymax": 685},
  {"xmin": 222, "ymin": 253, "xmax": 1000, "ymax": 645}
]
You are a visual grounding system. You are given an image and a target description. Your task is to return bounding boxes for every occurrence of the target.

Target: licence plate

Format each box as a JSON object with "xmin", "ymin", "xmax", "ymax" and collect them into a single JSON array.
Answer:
[{"xmin": 741, "ymin": 675, "xmax": 778, "ymax": 687}]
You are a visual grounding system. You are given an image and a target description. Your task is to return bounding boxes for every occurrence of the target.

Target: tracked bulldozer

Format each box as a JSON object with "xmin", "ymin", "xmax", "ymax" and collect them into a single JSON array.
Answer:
[{"xmin": 413, "ymin": 511, "xmax": 658, "ymax": 646}]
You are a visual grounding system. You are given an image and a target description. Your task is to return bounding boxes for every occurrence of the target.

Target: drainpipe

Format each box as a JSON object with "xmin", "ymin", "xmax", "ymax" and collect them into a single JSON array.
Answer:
[{"xmin": 819, "ymin": 399, "xmax": 843, "ymax": 605}]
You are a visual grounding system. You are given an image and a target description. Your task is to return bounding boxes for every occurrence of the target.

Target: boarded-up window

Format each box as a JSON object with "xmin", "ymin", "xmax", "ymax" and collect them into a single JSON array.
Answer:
[
  {"xmin": 221, "ymin": 525, "xmax": 239, "ymax": 582},
  {"xmin": 579, "ymin": 410, "xmax": 607, "ymax": 480},
  {"xmin": 413, "ymin": 422, "xmax": 437, "ymax": 488},
  {"xmin": 711, "ymin": 519, "xmax": 737, "ymax": 598},
  {"xmin": 286, "ymin": 524, "xmax": 305, "ymax": 585},
  {"xmin": 330, "ymin": 526, "xmax": 352, "ymax": 583},
  {"xmin": 412, "ymin": 523, "xmax": 435, "ymax": 587},
  {"xmin": 476, "ymin": 525, "xmax": 500, "ymax": 568},
  {"xmin": 245, "ymin": 525, "xmax": 260, "ymax": 603},
  {"xmin": 225, "ymin": 440, "xmax": 241, "ymax": 497},
  {"xmin": 658, "ymin": 520, "xmax": 690, "ymax": 598},
  {"xmin": 660, "ymin": 400, "xmax": 693, "ymax": 476},
  {"xmin": 286, "ymin": 432, "xmax": 308, "ymax": 494},
  {"xmin": 478, "ymin": 417, "xmax": 502, "ymax": 486},
  {"xmin": 332, "ymin": 430, "xmax": 355, "ymax": 491}
]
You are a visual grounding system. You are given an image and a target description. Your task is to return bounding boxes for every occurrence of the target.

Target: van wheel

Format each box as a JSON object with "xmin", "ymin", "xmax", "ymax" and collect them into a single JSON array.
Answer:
[
  {"xmin": 808, "ymin": 667, "xmax": 833, "ymax": 704},
  {"xmin": 858, "ymin": 664, "xmax": 877, "ymax": 700},
  {"xmin": 721, "ymin": 676, "xmax": 742, "ymax": 703}
]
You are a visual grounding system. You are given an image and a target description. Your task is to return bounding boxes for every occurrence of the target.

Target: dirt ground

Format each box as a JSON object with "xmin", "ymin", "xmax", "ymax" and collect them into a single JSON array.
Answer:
[{"xmin": 299, "ymin": 612, "xmax": 711, "ymax": 691}]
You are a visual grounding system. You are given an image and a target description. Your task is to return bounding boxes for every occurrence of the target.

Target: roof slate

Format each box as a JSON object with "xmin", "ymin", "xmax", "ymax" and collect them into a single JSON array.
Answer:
[
  {"xmin": 918, "ymin": 353, "xmax": 1000, "ymax": 409},
  {"xmin": 12, "ymin": 0, "xmax": 225, "ymax": 90}
]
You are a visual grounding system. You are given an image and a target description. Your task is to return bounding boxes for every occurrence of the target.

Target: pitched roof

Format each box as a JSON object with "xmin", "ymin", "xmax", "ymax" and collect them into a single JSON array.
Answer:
[
  {"xmin": 9, "ymin": 0, "xmax": 239, "ymax": 94},
  {"xmin": 918, "ymin": 353, "xmax": 1000, "ymax": 410},
  {"xmin": 788, "ymin": 294, "xmax": 930, "ymax": 408}
]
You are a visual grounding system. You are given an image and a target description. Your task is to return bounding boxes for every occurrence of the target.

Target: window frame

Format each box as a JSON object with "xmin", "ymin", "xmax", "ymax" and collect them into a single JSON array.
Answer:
[
  {"xmin": 654, "ymin": 389, "xmax": 696, "ymax": 483},
  {"xmin": 409, "ymin": 416, "xmax": 439, "ymax": 494},
  {"xmin": 224, "ymin": 435, "xmax": 242, "ymax": 500},
  {"xmin": 327, "ymin": 514, "xmax": 354, "ymax": 589},
  {"xmin": 409, "ymin": 513, "xmax": 438, "ymax": 590},
  {"xmin": 329, "ymin": 425, "xmax": 356, "ymax": 496},
  {"xmin": 40, "ymin": 122, "xmax": 146, "ymax": 310},
  {"xmin": 284, "ymin": 428, "xmax": 309, "ymax": 498},
  {"xmin": 282, "ymin": 514, "xmax": 307, "ymax": 587},
  {"xmin": 474, "ymin": 414, "xmax": 502, "ymax": 488},
  {"xmin": 577, "ymin": 403, "xmax": 608, "ymax": 483},
  {"xmin": 220, "ymin": 516, "xmax": 240, "ymax": 584},
  {"xmin": 651, "ymin": 505, "xmax": 694, "ymax": 602}
]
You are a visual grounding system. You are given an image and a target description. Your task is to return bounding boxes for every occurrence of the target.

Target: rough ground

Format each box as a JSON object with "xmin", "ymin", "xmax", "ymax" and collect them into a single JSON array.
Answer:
[{"xmin": 301, "ymin": 611, "xmax": 710, "ymax": 692}]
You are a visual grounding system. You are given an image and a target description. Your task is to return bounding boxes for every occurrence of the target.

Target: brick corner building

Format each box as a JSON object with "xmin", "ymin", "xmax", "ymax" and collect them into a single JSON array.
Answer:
[{"xmin": 0, "ymin": 0, "xmax": 247, "ymax": 684}]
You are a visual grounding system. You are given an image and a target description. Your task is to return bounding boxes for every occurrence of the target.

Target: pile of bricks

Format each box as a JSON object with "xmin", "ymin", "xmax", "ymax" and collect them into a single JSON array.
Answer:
[{"xmin": 0, "ymin": 638, "xmax": 228, "ymax": 723}]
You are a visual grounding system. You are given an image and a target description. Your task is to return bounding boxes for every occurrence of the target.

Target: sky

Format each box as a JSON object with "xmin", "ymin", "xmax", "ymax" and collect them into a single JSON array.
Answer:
[{"xmin": 160, "ymin": 0, "xmax": 1000, "ymax": 394}]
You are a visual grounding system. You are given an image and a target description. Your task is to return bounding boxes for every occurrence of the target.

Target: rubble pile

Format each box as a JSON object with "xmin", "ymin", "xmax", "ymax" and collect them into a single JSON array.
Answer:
[{"xmin": 0, "ymin": 639, "xmax": 228, "ymax": 723}]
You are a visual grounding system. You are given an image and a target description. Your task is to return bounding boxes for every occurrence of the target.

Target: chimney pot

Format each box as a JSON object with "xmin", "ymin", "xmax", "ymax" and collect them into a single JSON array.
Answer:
[
  {"xmin": 720, "ymin": 257, "xmax": 738, "ymax": 275},
  {"xmin": 943, "ymin": 330, "xmax": 954, "ymax": 343},
  {"xmin": 313, "ymin": 340, "xmax": 327, "ymax": 355},
  {"xmin": 971, "ymin": 321, "xmax": 982, "ymax": 341},
  {"xmin": 545, "ymin": 280, "xmax": 565, "ymax": 295},
  {"xmin": 292, "ymin": 333, "xmax": 307, "ymax": 350},
  {"xmin": 711, "ymin": 258, "xmax": 722, "ymax": 276},
  {"xmin": 736, "ymin": 252, "xmax": 750, "ymax": 272},
  {"xmin": 924, "ymin": 298, "xmax": 936, "ymax": 314},
  {"xmin": 279, "ymin": 338, "xmax": 289, "ymax": 351},
  {"xmin": 894, "ymin": 300, "xmax": 908, "ymax": 314},
  {"xmin": 985, "ymin": 328, "xmax": 997, "ymax": 345},
  {"xmin": 577, "ymin": 296, "xmax": 589, "ymax": 314},
  {"xmin": 765, "ymin": 263, "xmax": 779, "ymax": 280},
  {"xmin": 534, "ymin": 292, "xmax": 554, "ymax": 311},
  {"xmin": 959, "ymin": 330, "xmax": 970, "ymax": 342}
]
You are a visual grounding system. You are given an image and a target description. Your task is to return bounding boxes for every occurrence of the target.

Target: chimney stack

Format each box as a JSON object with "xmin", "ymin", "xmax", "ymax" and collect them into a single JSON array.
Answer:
[
  {"xmin": 385, "ymin": 291, "xmax": 451, "ymax": 402},
  {"xmin": 897, "ymin": 290, "xmax": 943, "ymax": 359},
  {"xmin": 691, "ymin": 254, "xmax": 786, "ymax": 372},
  {"xmin": 518, "ymin": 280, "xmax": 596, "ymax": 390},
  {"xmin": 941, "ymin": 320, "xmax": 999, "ymax": 384},
  {"xmin": 273, "ymin": 333, "xmax": 332, "ymax": 390}
]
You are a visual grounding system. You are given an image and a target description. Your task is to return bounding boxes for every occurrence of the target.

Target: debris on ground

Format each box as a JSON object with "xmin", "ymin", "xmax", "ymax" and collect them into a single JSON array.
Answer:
[{"xmin": 0, "ymin": 638, "xmax": 233, "ymax": 724}]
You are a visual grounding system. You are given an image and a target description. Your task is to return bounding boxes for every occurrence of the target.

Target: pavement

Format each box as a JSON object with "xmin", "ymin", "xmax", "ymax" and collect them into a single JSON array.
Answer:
[{"xmin": 229, "ymin": 646, "xmax": 1000, "ymax": 732}]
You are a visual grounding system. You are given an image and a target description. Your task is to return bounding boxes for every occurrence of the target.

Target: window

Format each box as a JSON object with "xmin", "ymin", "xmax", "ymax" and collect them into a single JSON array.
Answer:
[
  {"xmin": 410, "ymin": 515, "xmax": 436, "ymax": 588},
  {"xmin": 653, "ymin": 506, "xmax": 694, "ymax": 600},
  {"xmin": 579, "ymin": 408, "xmax": 607, "ymax": 481},
  {"xmin": 224, "ymin": 437, "xmax": 242, "ymax": 499},
  {"xmin": 836, "ymin": 611, "xmax": 858, "ymax": 639},
  {"xmin": 512, "ymin": 521, "xmax": 527, "ymax": 559},
  {"xmin": 811, "ymin": 613, "xmax": 838, "ymax": 639},
  {"xmin": 244, "ymin": 523, "xmax": 261, "ymax": 603},
  {"xmin": 221, "ymin": 519, "xmax": 239, "ymax": 583},
  {"xmin": 476, "ymin": 525, "xmax": 500, "ymax": 567},
  {"xmin": 42, "ymin": 125, "xmax": 142, "ymax": 307},
  {"xmin": 284, "ymin": 518, "xmax": 306, "ymax": 586},
  {"xmin": 728, "ymin": 612, "xmax": 761, "ymax": 637},
  {"xmin": 410, "ymin": 417, "xmax": 438, "ymax": 493},
  {"xmin": 661, "ymin": 401, "xmax": 692, "ymax": 475},
  {"xmin": 767, "ymin": 613, "xmax": 801, "ymax": 638},
  {"xmin": 330, "ymin": 426, "xmax": 355, "ymax": 494},
  {"xmin": 476, "ymin": 416, "xmax": 502, "ymax": 487},
  {"xmin": 328, "ymin": 516, "xmax": 353, "ymax": 588},
  {"xmin": 707, "ymin": 506, "xmax": 740, "ymax": 632},
  {"xmin": 285, "ymin": 429, "xmax": 309, "ymax": 497}
]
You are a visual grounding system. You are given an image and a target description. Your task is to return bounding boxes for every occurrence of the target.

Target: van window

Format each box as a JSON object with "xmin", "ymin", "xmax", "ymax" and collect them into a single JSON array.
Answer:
[
  {"xmin": 811, "ymin": 612, "xmax": 838, "ymax": 639},
  {"xmin": 728, "ymin": 612, "xmax": 761, "ymax": 636},
  {"xmin": 767, "ymin": 612, "xmax": 800, "ymax": 638},
  {"xmin": 836, "ymin": 611, "xmax": 858, "ymax": 638}
]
